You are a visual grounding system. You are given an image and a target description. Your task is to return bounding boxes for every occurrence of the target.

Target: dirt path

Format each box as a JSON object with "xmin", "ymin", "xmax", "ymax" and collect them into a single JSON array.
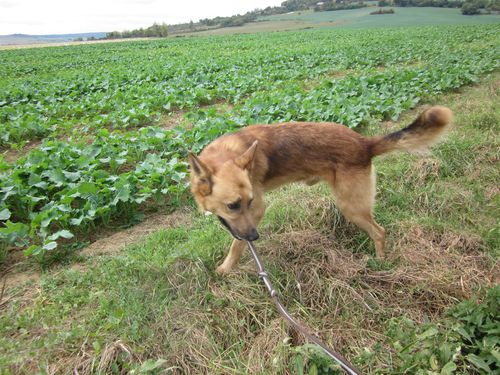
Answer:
[
  {"xmin": 0, "ymin": 208, "xmax": 194, "ymax": 304},
  {"xmin": 81, "ymin": 209, "xmax": 192, "ymax": 256}
]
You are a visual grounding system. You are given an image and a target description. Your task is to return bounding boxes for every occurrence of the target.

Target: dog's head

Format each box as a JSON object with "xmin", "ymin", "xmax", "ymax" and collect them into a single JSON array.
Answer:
[{"xmin": 188, "ymin": 141, "xmax": 259, "ymax": 241}]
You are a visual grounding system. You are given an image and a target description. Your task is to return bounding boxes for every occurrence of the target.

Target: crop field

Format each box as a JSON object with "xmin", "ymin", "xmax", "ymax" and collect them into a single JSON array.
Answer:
[
  {"xmin": 260, "ymin": 7, "xmax": 500, "ymax": 29},
  {"xmin": 1, "ymin": 24, "xmax": 499, "ymax": 374}
]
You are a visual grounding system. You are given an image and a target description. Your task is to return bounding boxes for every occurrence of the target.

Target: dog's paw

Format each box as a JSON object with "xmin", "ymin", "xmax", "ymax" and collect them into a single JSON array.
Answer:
[{"xmin": 215, "ymin": 265, "xmax": 231, "ymax": 275}]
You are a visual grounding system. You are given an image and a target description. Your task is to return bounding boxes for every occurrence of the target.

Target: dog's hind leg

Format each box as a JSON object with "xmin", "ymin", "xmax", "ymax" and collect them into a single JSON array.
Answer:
[{"xmin": 327, "ymin": 166, "xmax": 386, "ymax": 259}]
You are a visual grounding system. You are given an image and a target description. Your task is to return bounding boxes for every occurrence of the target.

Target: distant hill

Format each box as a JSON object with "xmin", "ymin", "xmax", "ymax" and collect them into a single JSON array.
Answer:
[{"xmin": 0, "ymin": 32, "xmax": 106, "ymax": 46}]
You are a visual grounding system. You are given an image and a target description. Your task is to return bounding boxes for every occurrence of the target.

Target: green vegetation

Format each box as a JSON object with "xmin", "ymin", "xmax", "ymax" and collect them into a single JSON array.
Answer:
[
  {"xmin": 1, "ymin": 24, "xmax": 499, "ymax": 259},
  {"xmin": 260, "ymin": 7, "xmax": 500, "ymax": 28},
  {"xmin": 370, "ymin": 8, "xmax": 396, "ymax": 13},
  {"xmin": 393, "ymin": 0, "xmax": 463, "ymax": 7},
  {"xmin": 0, "ymin": 21, "xmax": 499, "ymax": 373},
  {"xmin": 314, "ymin": 0, "xmax": 368, "ymax": 12},
  {"xmin": 110, "ymin": 0, "xmax": 499, "ymax": 36},
  {"xmin": 1, "ymin": 72, "xmax": 499, "ymax": 373},
  {"xmin": 106, "ymin": 23, "xmax": 169, "ymax": 39},
  {"xmin": 389, "ymin": 0, "xmax": 500, "ymax": 14}
]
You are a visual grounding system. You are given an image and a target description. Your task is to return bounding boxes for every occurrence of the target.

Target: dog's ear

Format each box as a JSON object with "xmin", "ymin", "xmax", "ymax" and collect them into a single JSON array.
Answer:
[
  {"xmin": 188, "ymin": 152, "xmax": 212, "ymax": 196},
  {"xmin": 235, "ymin": 140, "xmax": 258, "ymax": 171}
]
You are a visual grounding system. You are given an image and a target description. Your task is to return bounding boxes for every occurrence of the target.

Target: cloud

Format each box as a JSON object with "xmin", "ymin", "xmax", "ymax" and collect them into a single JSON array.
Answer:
[
  {"xmin": 0, "ymin": 1, "xmax": 17, "ymax": 7},
  {"xmin": 0, "ymin": 0, "xmax": 284, "ymax": 35}
]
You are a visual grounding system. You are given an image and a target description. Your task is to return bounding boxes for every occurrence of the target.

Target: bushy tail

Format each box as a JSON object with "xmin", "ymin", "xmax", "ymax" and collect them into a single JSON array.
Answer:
[{"xmin": 371, "ymin": 106, "xmax": 452, "ymax": 156}]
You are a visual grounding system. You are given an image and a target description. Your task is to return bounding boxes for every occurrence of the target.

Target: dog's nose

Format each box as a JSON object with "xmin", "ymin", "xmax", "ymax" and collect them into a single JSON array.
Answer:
[{"xmin": 246, "ymin": 229, "xmax": 259, "ymax": 241}]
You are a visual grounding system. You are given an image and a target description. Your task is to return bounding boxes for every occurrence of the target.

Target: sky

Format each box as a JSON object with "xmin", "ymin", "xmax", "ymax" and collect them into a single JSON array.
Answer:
[{"xmin": 0, "ymin": 0, "xmax": 284, "ymax": 35}]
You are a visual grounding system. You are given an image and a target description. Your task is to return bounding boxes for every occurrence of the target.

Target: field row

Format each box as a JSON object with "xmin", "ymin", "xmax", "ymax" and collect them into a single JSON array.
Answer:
[
  {"xmin": 0, "ymin": 24, "xmax": 499, "ymax": 257},
  {"xmin": 1, "ymin": 25, "xmax": 498, "ymax": 147}
]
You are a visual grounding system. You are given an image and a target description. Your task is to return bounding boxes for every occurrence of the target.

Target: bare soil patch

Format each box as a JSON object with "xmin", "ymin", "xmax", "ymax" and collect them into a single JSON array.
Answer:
[
  {"xmin": 0, "ymin": 208, "xmax": 194, "ymax": 308},
  {"xmin": 81, "ymin": 208, "xmax": 193, "ymax": 256},
  {"xmin": 0, "ymin": 37, "xmax": 160, "ymax": 51},
  {"xmin": 2, "ymin": 139, "xmax": 42, "ymax": 163}
]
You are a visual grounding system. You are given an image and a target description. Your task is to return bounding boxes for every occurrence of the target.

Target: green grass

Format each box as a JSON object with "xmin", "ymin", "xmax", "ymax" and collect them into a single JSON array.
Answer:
[
  {"xmin": 1, "ymin": 72, "xmax": 499, "ymax": 374},
  {"xmin": 177, "ymin": 7, "xmax": 500, "ymax": 37},
  {"xmin": 260, "ymin": 7, "xmax": 500, "ymax": 28}
]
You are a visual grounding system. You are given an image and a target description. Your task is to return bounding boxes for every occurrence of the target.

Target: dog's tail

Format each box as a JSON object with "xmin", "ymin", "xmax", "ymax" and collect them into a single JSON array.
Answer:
[{"xmin": 370, "ymin": 106, "xmax": 452, "ymax": 157}]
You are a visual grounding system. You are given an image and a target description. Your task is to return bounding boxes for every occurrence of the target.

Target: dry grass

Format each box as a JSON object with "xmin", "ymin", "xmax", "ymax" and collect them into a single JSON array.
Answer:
[{"xmin": 86, "ymin": 176, "xmax": 496, "ymax": 373}]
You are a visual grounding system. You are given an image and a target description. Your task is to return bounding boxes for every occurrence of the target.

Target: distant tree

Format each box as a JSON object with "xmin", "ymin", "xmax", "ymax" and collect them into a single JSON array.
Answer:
[
  {"xmin": 462, "ymin": 1, "xmax": 481, "ymax": 13},
  {"xmin": 486, "ymin": 0, "xmax": 500, "ymax": 10},
  {"xmin": 370, "ymin": 7, "xmax": 395, "ymax": 13},
  {"xmin": 281, "ymin": 0, "xmax": 308, "ymax": 11},
  {"xmin": 107, "ymin": 22, "xmax": 168, "ymax": 39}
]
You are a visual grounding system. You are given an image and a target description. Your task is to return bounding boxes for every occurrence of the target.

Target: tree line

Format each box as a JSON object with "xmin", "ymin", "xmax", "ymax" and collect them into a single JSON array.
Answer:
[
  {"xmin": 106, "ymin": 0, "xmax": 499, "ymax": 39},
  {"xmin": 107, "ymin": 23, "xmax": 169, "ymax": 39}
]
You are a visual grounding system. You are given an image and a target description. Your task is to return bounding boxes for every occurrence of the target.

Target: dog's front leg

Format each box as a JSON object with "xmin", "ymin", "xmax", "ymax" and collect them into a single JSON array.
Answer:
[{"xmin": 216, "ymin": 239, "xmax": 246, "ymax": 275}]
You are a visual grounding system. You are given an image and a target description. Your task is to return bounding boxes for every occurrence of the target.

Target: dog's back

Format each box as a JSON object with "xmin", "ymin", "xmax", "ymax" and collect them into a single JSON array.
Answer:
[{"xmin": 205, "ymin": 106, "xmax": 452, "ymax": 189}]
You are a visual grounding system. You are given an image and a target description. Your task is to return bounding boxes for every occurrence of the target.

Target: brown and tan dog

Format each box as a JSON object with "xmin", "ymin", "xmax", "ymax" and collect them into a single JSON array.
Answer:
[{"xmin": 188, "ymin": 106, "xmax": 452, "ymax": 274}]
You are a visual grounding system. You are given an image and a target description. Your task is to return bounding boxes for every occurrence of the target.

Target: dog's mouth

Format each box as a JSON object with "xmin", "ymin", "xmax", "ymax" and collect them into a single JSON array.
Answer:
[{"xmin": 217, "ymin": 216, "xmax": 243, "ymax": 240}]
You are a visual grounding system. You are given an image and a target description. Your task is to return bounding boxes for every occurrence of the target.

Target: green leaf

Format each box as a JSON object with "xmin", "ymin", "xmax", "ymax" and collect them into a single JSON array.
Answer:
[
  {"xmin": 48, "ymin": 230, "xmax": 74, "ymax": 241},
  {"xmin": 70, "ymin": 216, "xmax": 84, "ymax": 226},
  {"xmin": 24, "ymin": 245, "xmax": 42, "ymax": 256},
  {"xmin": 308, "ymin": 364, "xmax": 318, "ymax": 375},
  {"xmin": 454, "ymin": 326, "xmax": 472, "ymax": 342},
  {"xmin": 491, "ymin": 349, "xmax": 500, "ymax": 362},
  {"xmin": 43, "ymin": 241, "xmax": 58, "ymax": 251},
  {"xmin": 138, "ymin": 358, "xmax": 167, "ymax": 373},
  {"xmin": 0, "ymin": 208, "xmax": 11, "ymax": 221},
  {"xmin": 28, "ymin": 173, "xmax": 47, "ymax": 189},
  {"xmin": 417, "ymin": 326, "xmax": 439, "ymax": 340},
  {"xmin": 0, "ymin": 221, "xmax": 30, "ymax": 247},
  {"xmin": 63, "ymin": 171, "xmax": 81, "ymax": 182},
  {"xmin": 112, "ymin": 183, "xmax": 131, "ymax": 205},
  {"xmin": 440, "ymin": 361, "xmax": 457, "ymax": 375},
  {"xmin": 466, "ymin": 354, "xmax": 491, "ymax": 372},
  {"xmin": 78, "ymin": 182, "xmax": 99, "ymax": 195},
  {"xmin": 294, "ymin": 355, "xmax": 304, "ymax": 375},
  {"xmin": 45, "ymin": 169, "xmax": 66, "ymax": 185}
]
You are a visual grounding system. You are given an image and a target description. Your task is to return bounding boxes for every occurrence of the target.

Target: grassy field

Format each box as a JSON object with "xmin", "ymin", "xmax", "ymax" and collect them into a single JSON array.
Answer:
[
  {"xmin": 1, "ymin": 18, "xmax": 499, "ymax": 374},
  {"xmin": 261, "ymin": 7, "xmax": 500, "ymax": 28},
  {"xmin": 1, "ymin": 68, "xmax": 498, "ymax": 373},
  {"xmin": 3, "ymin": 25, "xmax": 498, "ymax": 260},
  {"xmin": 181, "ymin": 7, "xmax": 500, "ymax": 37}
]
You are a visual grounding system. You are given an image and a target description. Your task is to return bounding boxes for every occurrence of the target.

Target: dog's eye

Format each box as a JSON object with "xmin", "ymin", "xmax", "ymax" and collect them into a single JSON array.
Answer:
[{"xmin": 227, "ymin": 201, "xmax": 241, "ymax": 210}]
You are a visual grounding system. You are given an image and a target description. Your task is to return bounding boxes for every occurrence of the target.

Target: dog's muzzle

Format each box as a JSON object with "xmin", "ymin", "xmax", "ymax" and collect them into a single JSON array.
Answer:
[{"xmin": 217, "ymin": 216, "xmax": 259, "ymax": 241}]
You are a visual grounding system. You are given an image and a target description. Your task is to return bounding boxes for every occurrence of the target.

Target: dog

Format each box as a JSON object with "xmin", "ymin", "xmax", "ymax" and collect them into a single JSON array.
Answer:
[{"xmin": 188, "ymin": 106, "xmax": 452, "ymax": 274}]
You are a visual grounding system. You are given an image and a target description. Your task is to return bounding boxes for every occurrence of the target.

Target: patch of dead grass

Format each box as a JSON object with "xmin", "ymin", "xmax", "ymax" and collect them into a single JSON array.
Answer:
[{"xmin": 49, "ymin": 340, "xmax": 137, "ymax": 375}]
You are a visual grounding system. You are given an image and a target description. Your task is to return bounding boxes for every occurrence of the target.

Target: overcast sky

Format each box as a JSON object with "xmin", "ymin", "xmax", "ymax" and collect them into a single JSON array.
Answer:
[{"xmin": 0, "ymin": 0, "xmax": 284, "ymax": 35}]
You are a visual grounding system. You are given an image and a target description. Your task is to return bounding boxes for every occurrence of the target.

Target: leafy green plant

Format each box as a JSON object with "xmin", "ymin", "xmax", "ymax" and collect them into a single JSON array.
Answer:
[
  {"xmin": 294, "ymin": 287, "xmax": 499, "ymax": 374},
  {"xmin": 0, "ymin": 24, "xmax": 499, "ymax": 258},
  {"xmin": 293, "ymin": 344, "xmax": 343, "ymax": 375},
  {"xmin": 352, "ymin": 286, "xmax": 500, "ymax": 374}
]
